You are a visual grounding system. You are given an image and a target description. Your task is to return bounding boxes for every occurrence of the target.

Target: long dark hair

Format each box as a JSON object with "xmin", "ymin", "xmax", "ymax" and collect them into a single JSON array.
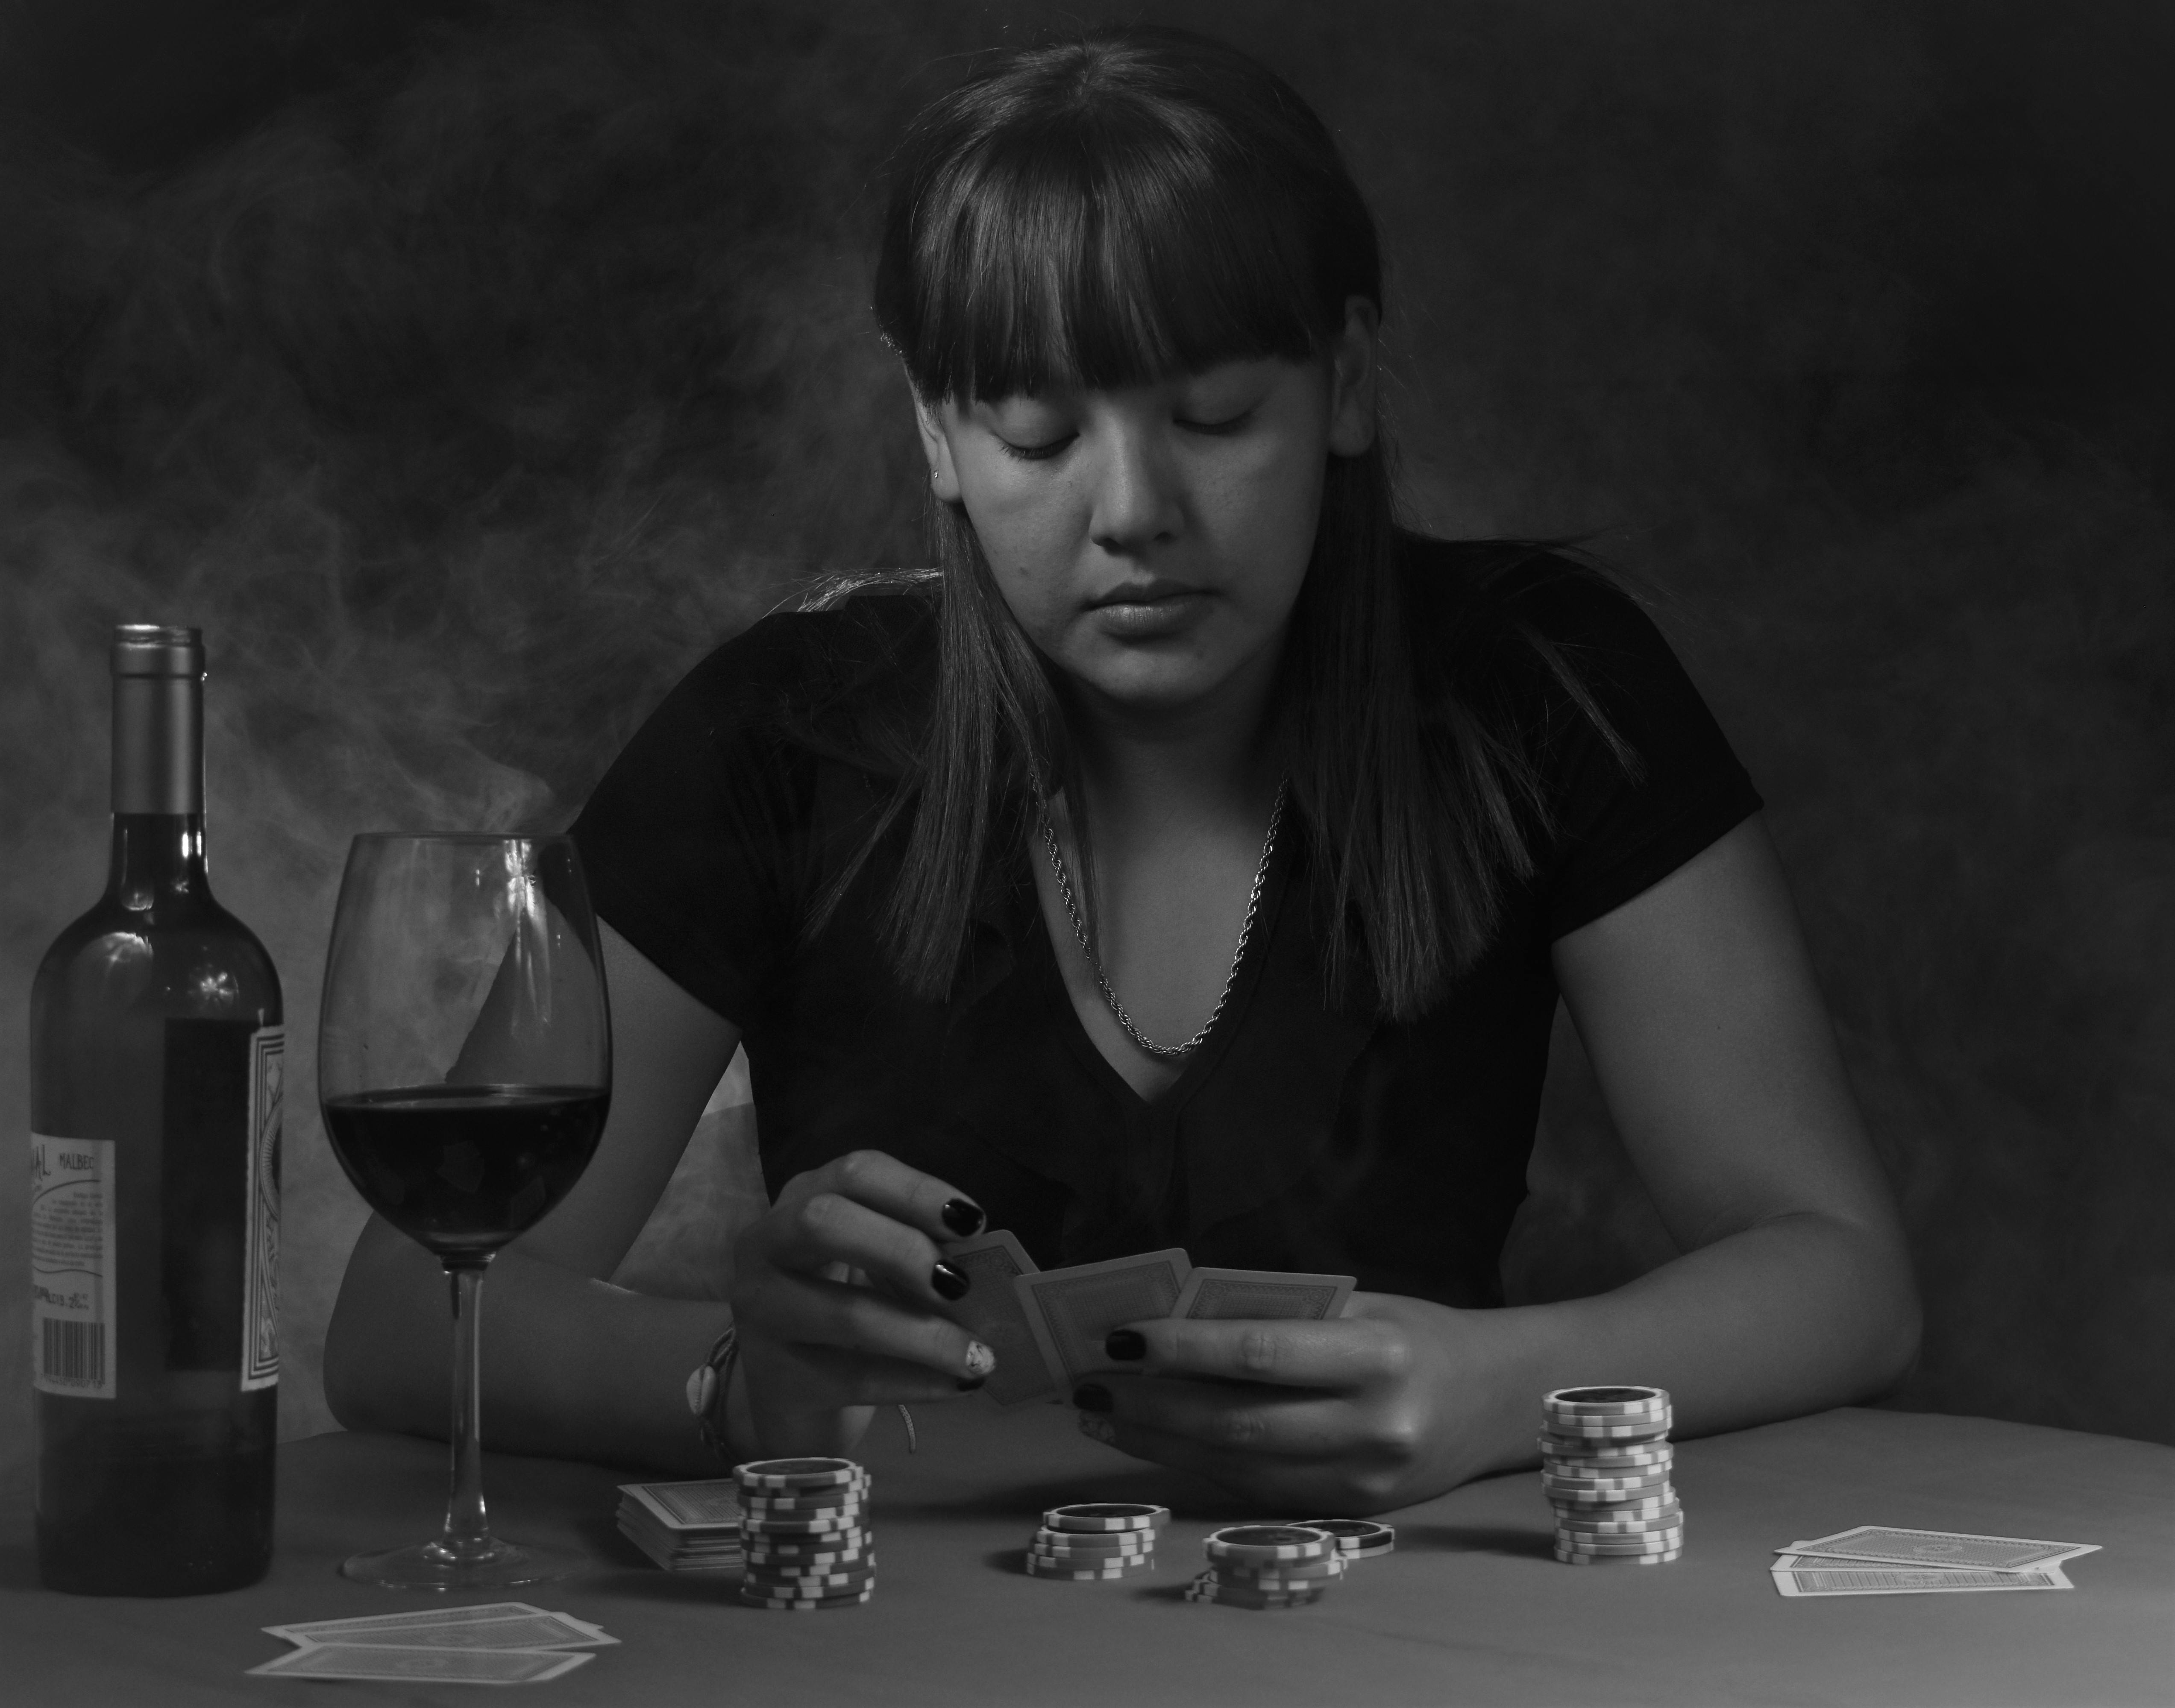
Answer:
[{"xmin": 862, "ymin": 26, "xmax": 1625, "ymax": 1021}]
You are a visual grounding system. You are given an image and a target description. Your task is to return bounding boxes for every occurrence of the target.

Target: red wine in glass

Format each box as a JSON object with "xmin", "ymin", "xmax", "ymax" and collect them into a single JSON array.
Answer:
[{"xmin": 318, "ymin": 834, "xmax": 610, "ymax": 1590}]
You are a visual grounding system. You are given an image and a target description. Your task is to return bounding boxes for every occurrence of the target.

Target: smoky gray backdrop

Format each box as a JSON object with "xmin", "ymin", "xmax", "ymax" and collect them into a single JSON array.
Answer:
[{"xmin": 1, "ymin": 0, "xmax": 2168, "ymax": 1484}]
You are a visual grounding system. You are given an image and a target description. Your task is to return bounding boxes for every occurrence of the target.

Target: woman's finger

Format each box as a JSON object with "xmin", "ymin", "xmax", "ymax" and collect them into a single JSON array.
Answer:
[
  {"xmin": 1074, "ymin": 1372, "xmax": 1362, "ymax": 1459},
  {"xmin": 737, "ymin": 1266, "xmax": 994, "ymax": 1382},
  {"xmin": 744, "ymin": 1337, "xmax": 994, "ymax": 1408},
  {"xmin": 775, "ymin": 1149, "xmax": 986, "ymax": 1245},
  {"xmin": 766, "ymin": 1189, "xmax": 971, "ymax": 1311},
  {"xmin": 1102, "ymin": 1314, "xmax": 1407, "ymax": 1391}
]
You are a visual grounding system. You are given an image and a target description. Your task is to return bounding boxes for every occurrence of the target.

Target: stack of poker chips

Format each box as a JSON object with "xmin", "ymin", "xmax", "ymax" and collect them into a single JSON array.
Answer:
[
  {"xmin": 1025, "ymin": 1503, "xmax": 1166, "ymax": 1579},
  {"xmin": 1541, "ymin": 1385, "xmax": 1682, "ymax": 1565},
  {"xmin": 734, "ymin": 1457, "xmax": 873, "ymax": 1610},
  {"xmin": 1186, "ymin": 1524, "xmax": 1348, "ymax": 1609}
]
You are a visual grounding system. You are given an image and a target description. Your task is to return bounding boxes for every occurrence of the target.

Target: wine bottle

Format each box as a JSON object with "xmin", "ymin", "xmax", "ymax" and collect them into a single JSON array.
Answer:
[{"xmin": 29, "ymin": 625, "xmax": 283, "ymax": 1595}]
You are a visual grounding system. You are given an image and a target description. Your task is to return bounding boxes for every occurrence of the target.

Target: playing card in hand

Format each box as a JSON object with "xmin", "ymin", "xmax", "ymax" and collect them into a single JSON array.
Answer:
[
  {"xmin": 1172, "ymin": 1267, "xmax": 1354, "ymax": 1322},
  {"xmin": 1014, "ymin": 1248, "xmax": 1192, "ymax": 1384},
  {"xmin": 938, "ymin": 1228, "xmax": 1059, "ymax": 1404}
]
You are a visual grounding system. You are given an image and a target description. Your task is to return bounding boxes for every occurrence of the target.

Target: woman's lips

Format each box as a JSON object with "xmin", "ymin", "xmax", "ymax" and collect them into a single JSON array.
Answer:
[{"xmin": 1088, "ymin": 586, "xmax": 1212, "ymax": 638}]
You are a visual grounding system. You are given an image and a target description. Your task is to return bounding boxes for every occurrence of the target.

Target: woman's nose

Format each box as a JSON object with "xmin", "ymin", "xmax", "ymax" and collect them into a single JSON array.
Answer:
[{"xmin": 1086, "ymin": 425, "xmax": 1182, "ymax": 556}]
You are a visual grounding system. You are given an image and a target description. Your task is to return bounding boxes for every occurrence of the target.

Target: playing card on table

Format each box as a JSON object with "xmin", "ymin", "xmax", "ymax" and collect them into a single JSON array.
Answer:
[
  {"xmin": 1014, "ymin": 1248, "xmax": 1192, "ymax": 1383},
  {"xmin": 620, "ymin": 1477, "xmax": 743, "ymax": 1530},
  {"xmin": 1782, "ymin": 1526, "xmax": 2101, "ymax": 1573},
  {"xmin": 264, "ymin": 1605, "xmax": 615, "ymax": 1650},
  {"xmin": 1172, "ymin": 1267, "xmax": 1354, "ymax": 1322},
  {"xmin": 938, "ymin": 1228, "xmax": 1059, "ymax": 1404},
  {"xmin": 1771, "ymin": 1553, "xmax": 2075, "ymax": 1597},
  {"xmin": 247, "ymin": 1644, "xmax": 594, "ymax": 1682}
]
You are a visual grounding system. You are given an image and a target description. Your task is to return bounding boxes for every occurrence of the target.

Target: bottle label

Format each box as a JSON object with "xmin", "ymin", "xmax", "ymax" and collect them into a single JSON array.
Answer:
[
  {"xmin": 30, "ymin": 1135, "xmax": 116, "ymax": 1399},
  {"xmin": 239, "ymin": 1025, "xmax": 284, "ymax": 1391}
]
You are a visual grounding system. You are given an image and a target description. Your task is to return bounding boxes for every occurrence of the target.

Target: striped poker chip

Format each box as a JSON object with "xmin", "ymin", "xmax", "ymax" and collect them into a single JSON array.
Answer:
[
  {"xmin": 1031, "ymin": 1526, "xmax": 1154, "ymax": 1553},
  {"xmin": 1543, "ymin": 1384, "xmax": 1669, "ymax": 1419},
  {"xmin": 1044, "ymin": 1503, "xmax": 1168, "ymax": 1534},
  {"xmin": 1539, "ymin": 1437, "xmax": 1673, "ymax": 1468},
  {"xmin": 733, "ymin": 1456, "xmax": 866, "ymax": 1492},
  {"xmin": 1544, "ymin": 1475, "xmax": 1674, "ymax": 1497},
  {"xmin": 1285, "ymin": 1519, "xmax": 1394, "ymax": 1556},
  {"xmin": 1022, "ymin": 1547, "xmax": 1157, "ymax": 1573},
  {"xmin": 1543, "ymin": 1414, "xmax": 1673, "ymax": 1444},
  {"xmin": 743, "ymin": 1497, "xmax": 867, "ymax": 1525},
  {"xmin": 1556, "ymin": 1507, "xmax": 1684, "ymax": 1537},
  {"xmin": 745, "ymin": 1559, "xmax": 877, "ymax": 1585},
  {"xmin": 743, "ymin": 1568, "xmax": 878, "ymax": 1594},
  {"xmin": 1210, "ymin": 1558, "xmax": 1347, "ymax": 1588},
  {"xmin": 1556, "ymin": 1543, "xmax": 1682, "ymax": 1566},
  {"xmin": 742, "ymin": 1541, "xmax": 870, "ymax": 1566},
  {"xmin": 1557, "ymin": 1523, "xmax": 1685, "ymax": 1549},
  {"xmin": 741, "ymin": 1483, "xmax": 869, "ymax": 1514},
  {"xmin": 1203, "ymin": 1525, "xmax": 1338, "ymax": 1565},
  {"xmin": 740, "ymin": 1585, "xmax": 874, "ymax": 1609},
  {"xmin": 740, "ymin": 1510, "xmax": 867, "ymax": 1537},
  {"xmin": 1185, "ymin": 1572, "xmax": 1328, "ymax": 1608},
  {"xmin": 1026, "ymin": 1537, "xmax": 1157, "ymax": 1562}
]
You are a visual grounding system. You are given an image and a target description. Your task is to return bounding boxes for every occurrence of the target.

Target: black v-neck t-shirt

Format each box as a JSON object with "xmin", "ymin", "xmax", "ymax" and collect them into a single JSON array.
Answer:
[{"xmin": 569, "ymin": 540, "xmax": 1762, "ymax": 1307}]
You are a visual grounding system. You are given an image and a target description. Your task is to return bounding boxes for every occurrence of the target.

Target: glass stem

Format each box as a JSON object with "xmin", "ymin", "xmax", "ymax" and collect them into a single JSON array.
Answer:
[{"xmin": 442, "ymin": 1257, "xmax": 494, "ymax": 1560}]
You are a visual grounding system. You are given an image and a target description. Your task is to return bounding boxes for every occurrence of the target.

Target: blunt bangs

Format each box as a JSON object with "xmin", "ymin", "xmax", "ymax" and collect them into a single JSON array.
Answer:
[{"xmin": 877, "ymin": 32, "xmax": 1380, "ymax": 403}]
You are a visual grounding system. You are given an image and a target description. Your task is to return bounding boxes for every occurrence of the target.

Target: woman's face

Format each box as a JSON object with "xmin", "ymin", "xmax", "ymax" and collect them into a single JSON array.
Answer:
[{"xmin": 914, "ymin": 301, "xmax": 1378, "ymax": 724}]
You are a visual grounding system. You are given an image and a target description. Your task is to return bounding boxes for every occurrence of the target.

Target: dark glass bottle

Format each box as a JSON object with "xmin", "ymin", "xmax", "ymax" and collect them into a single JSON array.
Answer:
[{"xmin": 29, "ymin": 626, "xmax": 283, "ymax": 1595}]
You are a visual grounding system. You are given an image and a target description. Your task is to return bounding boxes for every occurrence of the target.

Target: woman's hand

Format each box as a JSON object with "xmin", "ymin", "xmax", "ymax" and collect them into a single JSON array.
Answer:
[
  {"xmin": 728, "ymin": 1150, "xmax": 999, "ymax": 1457},
  {"xmin": 1072, "ymin": 1293, "xmax": 1518, "ymax": 1514}
]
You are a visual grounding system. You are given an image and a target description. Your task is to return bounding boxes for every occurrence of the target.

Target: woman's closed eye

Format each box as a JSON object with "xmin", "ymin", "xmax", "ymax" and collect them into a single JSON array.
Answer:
[{"xmin": 995, "ymin": 431, "xmax": 1077, "ymax": 463}]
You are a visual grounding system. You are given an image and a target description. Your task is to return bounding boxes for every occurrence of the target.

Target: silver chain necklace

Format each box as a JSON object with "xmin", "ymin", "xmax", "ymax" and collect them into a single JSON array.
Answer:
[{"xmin": 1039, "ymin": 778, "xmax": 1288, "ymax": 1061}]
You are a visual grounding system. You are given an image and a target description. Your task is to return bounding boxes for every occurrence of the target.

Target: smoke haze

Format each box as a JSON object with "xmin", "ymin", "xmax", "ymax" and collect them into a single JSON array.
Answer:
[{"xmin": 0, "ymin": 0, "xmax": 2167, "ymax": 1478}]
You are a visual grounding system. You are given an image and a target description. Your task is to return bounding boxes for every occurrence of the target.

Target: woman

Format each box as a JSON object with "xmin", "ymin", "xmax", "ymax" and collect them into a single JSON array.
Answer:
[{"xmin": 326, "ymin": 25, "xmax": 1919, "ymax": 1513}]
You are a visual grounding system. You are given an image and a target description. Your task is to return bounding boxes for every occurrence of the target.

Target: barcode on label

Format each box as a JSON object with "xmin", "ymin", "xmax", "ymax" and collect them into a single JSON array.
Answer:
[{"xmin": 41, "ymin": 1319, "xmax": 106, "ymax": 1389}]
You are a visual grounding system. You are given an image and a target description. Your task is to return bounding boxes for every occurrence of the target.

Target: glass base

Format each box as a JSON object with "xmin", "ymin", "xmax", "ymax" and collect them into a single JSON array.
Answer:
[{"xmin": 340, "ymin": 1535, "xmax": 578, "ymax": 1591}]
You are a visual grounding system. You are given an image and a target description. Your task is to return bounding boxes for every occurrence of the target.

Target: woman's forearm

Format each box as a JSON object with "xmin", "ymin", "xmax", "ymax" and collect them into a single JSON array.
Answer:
[
  {"xmin": 324, "ymin": 1215, "xmax": 730, "ymax": 1475},
  {"xmin": 1458, "ymin": 1208, "xmax": 1921, "ymax": 1480}
]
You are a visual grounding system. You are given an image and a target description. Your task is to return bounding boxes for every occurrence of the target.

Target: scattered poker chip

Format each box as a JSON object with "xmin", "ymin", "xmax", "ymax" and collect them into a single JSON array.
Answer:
[
  {"xmin": 732, "ymin": 1457, "xmax": 866, "ymax": 1491},
  {"xmin": 1044, "ymin": 1503, "xmax": 1168, "ymax": 1533},
  {"xmin": 1285, "ymin": 1519, "xmax": 1394, "ymax": 1557},
  {"xmin": 1203, "ymin": 1524, "xmax": 1337, "ymax": 1564}
]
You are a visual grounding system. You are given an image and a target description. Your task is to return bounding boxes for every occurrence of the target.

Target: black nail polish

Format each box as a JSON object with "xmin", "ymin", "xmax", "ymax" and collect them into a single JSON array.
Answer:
[
  {"xmin": 940, "ymin": 1198, "xmax": 986, "ymax": 1237},
  {"xmin": 1072, "ymin": 1382, "xmax": 1113, "ymax": 1413},
  {"xmin": 1104, "ymin": 1328, "xmax": 1146, "ymax": 1362},
  {"xmin": 931, "ymin": 1260, "xmax": 971, "ymax": 1301},
  {"xmin": 956, "ymin": 1374, "xmax": 987, "ymax": 1392}
]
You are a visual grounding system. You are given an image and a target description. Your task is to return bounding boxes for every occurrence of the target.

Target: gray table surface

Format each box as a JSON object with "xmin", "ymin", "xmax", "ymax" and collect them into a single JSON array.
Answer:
[{"xmin": 4, "ymin": 1400, "xmax": 2170, "ymax": 1706}]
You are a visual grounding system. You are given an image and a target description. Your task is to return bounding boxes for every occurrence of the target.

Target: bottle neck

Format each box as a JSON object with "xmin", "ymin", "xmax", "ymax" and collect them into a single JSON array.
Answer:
[
  {"xmin": 106, "ymin": 815, "xmax": 211, "ymax": 908},
  {"xmin": 109, "ymin": 651, "xmax": 211, "ymax": 908}
]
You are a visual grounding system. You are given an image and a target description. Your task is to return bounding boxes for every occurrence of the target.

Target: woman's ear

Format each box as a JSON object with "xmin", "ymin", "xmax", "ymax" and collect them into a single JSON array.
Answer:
[
  {"xmin": 912, "ymin": 387, "xmax": 965, "ymax": 504},
  {"xmin": 1326, "ymin": 296, "xmax": 1381, "ymax": 458}
]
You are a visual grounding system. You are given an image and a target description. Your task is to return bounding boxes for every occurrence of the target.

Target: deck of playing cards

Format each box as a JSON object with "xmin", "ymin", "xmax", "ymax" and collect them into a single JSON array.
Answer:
[
  {"xmin": 247, "ymin": 1601, "xmax": 615, "ymax": 1683},
  {"xmin": 1771, "ymin": 1525, "xmax": 2098, "ymax": 1597},
  {"xmin": 937, "ymin": 1233, "xmax": 1354, "ymax": 1402},
  {"xmin": 616, "ymin": 1477, "xmax": 747, "ymax": 1571}
]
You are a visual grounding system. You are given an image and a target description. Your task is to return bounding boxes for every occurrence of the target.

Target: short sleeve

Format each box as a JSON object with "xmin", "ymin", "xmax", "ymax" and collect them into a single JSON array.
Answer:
[
  {"xmin": 1502, "ymin": 566, "xmax": 1764, "ymax": 940},
  {"xmin": 567, "ymin": 615, "xmax": 827, "ymax": 1026}
]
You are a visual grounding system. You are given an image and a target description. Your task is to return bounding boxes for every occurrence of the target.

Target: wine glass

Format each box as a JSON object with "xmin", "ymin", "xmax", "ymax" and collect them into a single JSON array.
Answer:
[{"xmin": 318, "ymin": 834, "xmax": 611, "ymax": 1590}]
